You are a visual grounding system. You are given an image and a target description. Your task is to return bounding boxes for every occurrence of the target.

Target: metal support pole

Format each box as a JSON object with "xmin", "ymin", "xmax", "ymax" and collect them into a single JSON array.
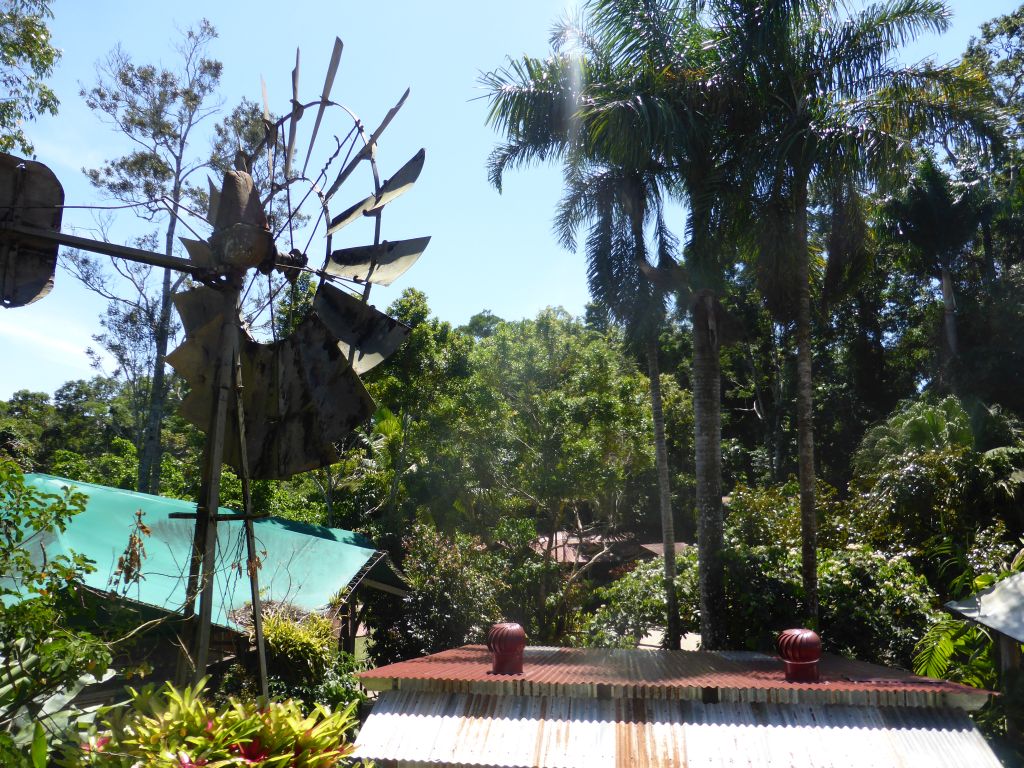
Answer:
[
  {"xmin": 181, "ymin": 283, "xmax": 240, "ymax": 685},
  {"xmin": 233, "ymin": 350, "xmax": 269, "ymax": 699}
]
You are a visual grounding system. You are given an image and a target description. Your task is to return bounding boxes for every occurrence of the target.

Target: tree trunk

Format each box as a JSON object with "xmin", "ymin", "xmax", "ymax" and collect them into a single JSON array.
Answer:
[
  {"xmin": 692, "ymin": 292, "xmax": 724, "ymax": 649},
  {"xmin": 940, "ymin": 266, "xmax": 958, "ymax": 358},
  {"xmin": 137, "ymin": 184, "xmax": 184, "ymax": 495},
  {"xmin": 795, "ymin": 184, "xmax": 818, "ymax": 627},
  {"xmin": 137, "ymin": 265, "xmax": 173, "ymax": 494},
  {"xmin": 647, "ymin": 337, "xmax": 681, "ymax": 649}
]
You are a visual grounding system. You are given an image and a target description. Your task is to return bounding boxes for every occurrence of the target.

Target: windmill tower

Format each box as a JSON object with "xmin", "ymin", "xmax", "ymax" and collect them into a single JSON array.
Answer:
[{"xmin": 0, "ymin": 38, "xmax": 429, "ymax": 690}]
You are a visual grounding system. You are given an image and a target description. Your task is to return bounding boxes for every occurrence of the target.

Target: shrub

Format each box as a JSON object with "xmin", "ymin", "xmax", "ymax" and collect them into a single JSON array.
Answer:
[
  {"xmin": 220, "ymin": 608, "xmax": 365, "ymax": 712},
  {"xmin": 366, "ymin": 520, "xmax": 500, "ymax": 664},
  {"xmin": 62, "ymin": 679, "xmax": 358, "ymax": 767},
  {"xmin": 0, "ymin": 460, "xmax": 112, "ymax": 764},
  {"xmin": 577, "ymin": 552, "xmax": 699, "ymax": 648},
  {"xmin": 580, "ymin": 540, "xmax": 935, "ymax": 668}
]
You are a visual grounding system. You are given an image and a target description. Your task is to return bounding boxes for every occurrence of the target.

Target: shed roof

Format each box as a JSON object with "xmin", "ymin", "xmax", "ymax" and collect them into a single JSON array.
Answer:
[
  {"xmin": 16, "ymin": 474, "xmax": 406, "ymax": 630},
  {"xmin": 354, "ymin": 690, "xmax": 1001, "ymax": 768},
  {"xmin": 945, "ymin": 571, "xmax": 1024, "ymax": 643},
  {"xmin": 358, "ymin": 645, "xmax": 988, "ymax": 710},
  {"xmin": 355, "ymin": 646, "xmax": 998, "ymax": 768}
]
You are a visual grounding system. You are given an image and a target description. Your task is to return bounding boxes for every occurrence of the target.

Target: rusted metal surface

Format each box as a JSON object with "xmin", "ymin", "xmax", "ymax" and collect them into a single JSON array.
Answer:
[
  {"xmin": 168, "ymin": 284, "xmax": 376, "ymax": 479},
  {"xmin": 314, "ymin": 282, "xmax": 410, "ymax": 374},
  {"xmin": 327, "ymin": 148, "xmax": 425, "ymax": 234},
  {"xmin": 357, "ymin": 646, "xmax": 991, "ymax": 711},
  {"xmin": 353, "ymin": 690, "xmax": 1002, "ymax": 768},
  {"xmin": 0, "ymin": 153, "xmax": 63, "ymax": 307},
  {"xmin": 326, "ymin": 236, "xmax": 430, "ymax": 286}
]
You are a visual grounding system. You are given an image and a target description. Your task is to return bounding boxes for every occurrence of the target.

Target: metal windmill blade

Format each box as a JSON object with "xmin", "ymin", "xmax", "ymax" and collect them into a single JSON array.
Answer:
[
  {"xmin": 327, "ymin": 148, "xmax": 425, "ymax": 234},
  {"xmin": 0, "ymin": 155, "xmax": 64, "ymax": 307},
  {"xmin": 325, "ymin": 236, "xmax": 430, "ymax": 287},
  {"xmin": 166, "ymin": 40, "xmax": 427, "ymax": 480},
  {"xmin": 168, "ymin": 285, "xmax": 380, "ymax": 479}
]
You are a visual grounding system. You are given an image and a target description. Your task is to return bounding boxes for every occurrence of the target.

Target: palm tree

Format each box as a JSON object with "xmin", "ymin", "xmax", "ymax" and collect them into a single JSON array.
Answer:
[
  {"xmin": 483, "ymin": 0, "xmax": 752, "ymax": 648},
  {"xmin": 706, "ymin": 0, "xmax": 997, "ymax": 624},
  {"xmin": 882, "ymin": 154, "xmax": 984, "ymax": 387}
]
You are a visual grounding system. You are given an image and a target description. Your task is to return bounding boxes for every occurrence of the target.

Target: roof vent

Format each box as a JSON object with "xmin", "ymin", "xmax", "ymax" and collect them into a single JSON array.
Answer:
[
  {"xmin": 487, "ymin": 622, "xmax": 526, "ymax": 675},
  {"xmin": 778, "ymin": 628, "xmax": 821, "ymax": 683}
]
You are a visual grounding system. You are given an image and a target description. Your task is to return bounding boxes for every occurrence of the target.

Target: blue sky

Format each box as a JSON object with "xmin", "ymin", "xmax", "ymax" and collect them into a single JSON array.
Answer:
[{"xmin": 0, "ymin": 0, "xmax": 1018, "ymax": 399}]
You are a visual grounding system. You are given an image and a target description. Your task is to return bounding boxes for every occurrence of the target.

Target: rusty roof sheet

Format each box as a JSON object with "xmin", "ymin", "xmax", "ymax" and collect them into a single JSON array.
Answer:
[
  {"xmin": 358, "ymin": 646, "xmax": 989, "ymax": 711},
  {"xmin": 353, "ymin": 690, "xmax": 1001, "ymax": 768}
]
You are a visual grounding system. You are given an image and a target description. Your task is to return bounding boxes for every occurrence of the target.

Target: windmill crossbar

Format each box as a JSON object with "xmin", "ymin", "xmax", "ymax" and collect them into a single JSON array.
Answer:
[
  {"xmin": 0, "ymin": 221, "xmax": 212, "ymax": 277},
  {"xmin": 0, "ymin": 221, "xmax": 306, "ymax": 282}
]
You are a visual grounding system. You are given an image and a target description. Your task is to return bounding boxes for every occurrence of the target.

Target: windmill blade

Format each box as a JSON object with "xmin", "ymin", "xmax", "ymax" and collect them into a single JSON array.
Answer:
[
  {"xmin": 169, "ymin": 309, "xmax": 376, "ymax": 480},
  {"xmin": 260, "ymin": 77, "xmax": 274, "ymax": 183},
  {"xmin": 314, "ymin": 282, "xmax": 410, "ymax": 374},
  {"xmin": 180, "ymin": 237, "xmax": 215, "ymax": 269},
  {"xmin": 0, "ymin": 153, "xmax": 63, "ymax": 307},
  {"xmin": 284, "ymin": 49, "xmax": 301, "ymax": 179},
  {"xmin": 172, "ymin": 285, "xmax": 224, "ymax": 333},
  {"xmin": 326, "ymin": 148, "xmax": 425, "ymax": 235},
  {"xmin": 325, "ymin": 236, "xmax": 430, "ymax": 286},
  {"xmin": 302, "ymin": 37, "xmax": 343, "ymax": 179},
  {"xmin": 324, "ymin": 87, "xmax": 410, "ymax": 202},
  {"xmin": 206, "ymin": 177, "xmax": 221, "ymax": 225}
]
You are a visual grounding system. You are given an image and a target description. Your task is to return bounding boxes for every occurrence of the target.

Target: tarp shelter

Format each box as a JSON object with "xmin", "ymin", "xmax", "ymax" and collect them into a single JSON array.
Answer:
[{"xmin": 17, "ymin": 474, "xmax": 406, "ymax": 631}]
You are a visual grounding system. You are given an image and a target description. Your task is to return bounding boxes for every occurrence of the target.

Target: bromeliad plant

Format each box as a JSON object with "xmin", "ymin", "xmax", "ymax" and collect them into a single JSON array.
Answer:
[{"xmin": 62, "ymin": 679, "xmax": 358, "ymax": 767}]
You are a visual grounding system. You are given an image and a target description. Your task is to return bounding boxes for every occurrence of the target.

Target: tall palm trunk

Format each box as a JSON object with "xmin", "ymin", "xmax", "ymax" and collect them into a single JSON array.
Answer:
[
  {"xmin": 647, "ymin": 337, "xmax": 681, "ymax": 649},
  {"xmin": 692, "ymin": 291, "xmax": 724, "ymax": 649},
  {"xmin": 794, "ymin": 182, "xmax": 818, "ymax": 626}
]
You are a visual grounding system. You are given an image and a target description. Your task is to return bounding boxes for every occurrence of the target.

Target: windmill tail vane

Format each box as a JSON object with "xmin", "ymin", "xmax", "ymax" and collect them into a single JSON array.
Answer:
[{"xmin": 0, "ymin": 36, "xmax": 429, "ymax": 689}]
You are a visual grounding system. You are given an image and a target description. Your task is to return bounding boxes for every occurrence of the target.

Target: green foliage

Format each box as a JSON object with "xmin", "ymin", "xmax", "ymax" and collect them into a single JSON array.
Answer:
[
  {"xmin": 220, "ymin": 609, "xmax": 365, "ymax": 713},
  {"xmin": 578, "ymin": 551, "xmax": 699, "ymax": 649},
  {"xmin": 0, "ymin": 460, "xmax": 112, "ymax": 763},
  {"xmin": 62, "ymin": 679, "xmax": 358, "ymax": 767},
  {"xmin": 913, "ymin": 543, "xmax": 1024, "ymax": 744},
  {"xmin": 0, "ymin": 0, "xmax": 59, "ymax": 155},
  {"xmin": 367, "ymin": 520, "xmax": 499, "ymax": 664},
  {"xmin": 263, "ymin": 611, "xmax": 335, "ymax": 683},
  {"xmin": 725, "ymin": 480, "xmax": 858, "ymax": 551},
  {"xmin": 851, "ymin": 396, "xmax": 1024, "ymax": 592},
  {"xmin": 581, "ymin": 539, "xmax": 935, "ymax": 668}
]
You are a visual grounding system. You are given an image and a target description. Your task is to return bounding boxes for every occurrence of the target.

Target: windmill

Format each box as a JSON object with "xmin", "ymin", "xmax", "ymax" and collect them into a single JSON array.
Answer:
[{"xmin": 0, "ymin": 38, "xmax": 429, "ymax": 691}]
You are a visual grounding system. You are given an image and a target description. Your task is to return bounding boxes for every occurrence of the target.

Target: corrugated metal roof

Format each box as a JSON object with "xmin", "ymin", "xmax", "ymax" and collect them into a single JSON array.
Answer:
[
  {"xmin": 358, "ymin": 646, "xmax": 989, "ymax": 710},
  {"xmin": 946, "ymin": 571, "xmax": 1024, "ymax": 643},
  {"xmin": 11, "ymin": 474, "xmax": 406, "ymax": 629},
  {"xmin": 353, "ymin": 690, "xmax": 1001, "ymax": 768}
]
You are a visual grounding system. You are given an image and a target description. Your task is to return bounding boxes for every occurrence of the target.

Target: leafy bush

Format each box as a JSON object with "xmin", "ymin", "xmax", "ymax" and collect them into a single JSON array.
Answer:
[
  {"xmin": 61, "ymin": 679, "xmax": 358, "ymax": 767},
  {"xmin": 263, "ymin": 611, "xmax": 335, "ymax": 684},
  {"xmin": 0, "ymin": 460, "xmax": 112, "ymax": 764},
  {"xmin": 220, "ymin": 608, "xmax": 365, "ymax": 712},
  {"xmin": 366, "ymin": 520, "xmax": 500, "ymax": 664},
  {"xmin": 576, "ymin": 552, "xmax": 699, "ymax": 648},
  {"xmin": 850, "ymin": 396, "xmax": 1024, "ymax": 587},
  {"xmin": 580, "ymin": 540, "xmax": 935, "ymax": 668},
  {"xmin": 725, "ymin": 480, "xmax": 860, "ymax": 550}
]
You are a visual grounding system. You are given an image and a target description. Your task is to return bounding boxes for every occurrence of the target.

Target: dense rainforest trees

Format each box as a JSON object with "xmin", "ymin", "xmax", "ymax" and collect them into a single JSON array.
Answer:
[{"xmin": 8, "ymin": 0, "xmax": 1024, "ymax": 760}]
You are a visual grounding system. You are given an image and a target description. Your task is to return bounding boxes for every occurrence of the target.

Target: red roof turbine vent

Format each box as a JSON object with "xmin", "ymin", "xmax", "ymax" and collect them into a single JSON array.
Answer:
[
  {"xmin": 778, "ymin": 628, "xmax": 822, "ymax": 683},
  {"xmin": 487, "ymin": 622, "xmax": 526, "ymax": 675}
]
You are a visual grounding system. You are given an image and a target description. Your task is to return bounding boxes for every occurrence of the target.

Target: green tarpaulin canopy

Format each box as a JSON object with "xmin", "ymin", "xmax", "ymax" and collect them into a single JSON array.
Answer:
[{"xmin": 21, "ymin": 474, "xmax": 406, "ymax": 631}]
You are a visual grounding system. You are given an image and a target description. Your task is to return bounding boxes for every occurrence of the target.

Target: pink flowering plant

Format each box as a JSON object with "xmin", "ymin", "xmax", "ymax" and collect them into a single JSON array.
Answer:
[{"xmin": 60, "ymin": 679, "xmax": 359, "ymax": 767}]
